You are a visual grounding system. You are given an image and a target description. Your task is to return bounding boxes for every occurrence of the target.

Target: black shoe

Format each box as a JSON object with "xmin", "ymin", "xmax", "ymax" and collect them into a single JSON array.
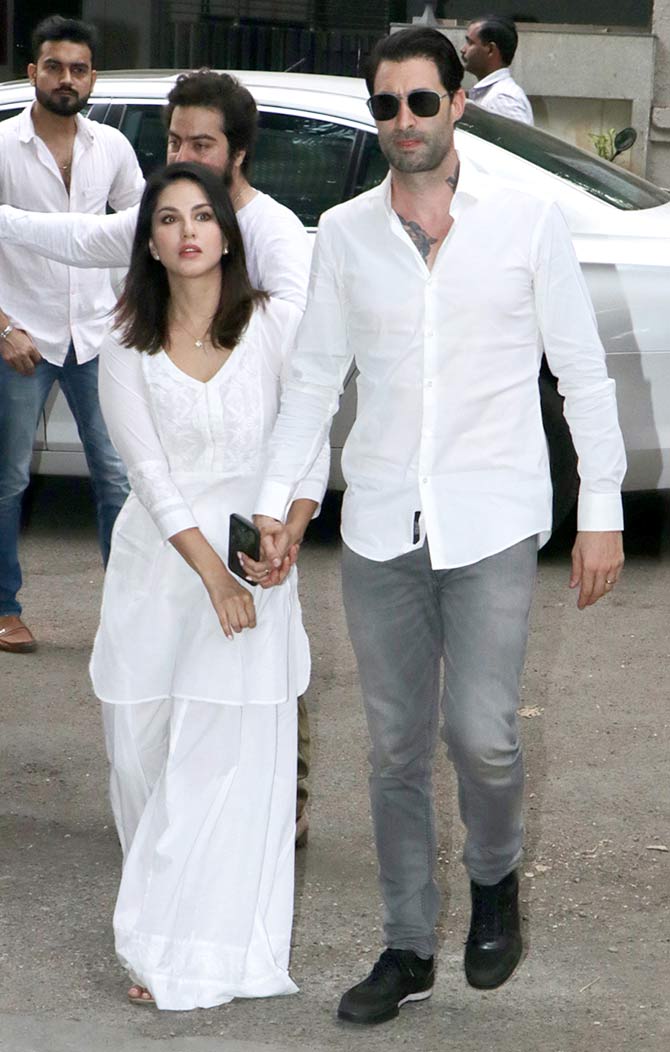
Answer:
[
  {"xmin": 464, "ymin": 870, "xmax": 522, "ymax": 989},
  {"xmin": 337, "ymin": 948, "xmax": 435, "ymax": 1025}
]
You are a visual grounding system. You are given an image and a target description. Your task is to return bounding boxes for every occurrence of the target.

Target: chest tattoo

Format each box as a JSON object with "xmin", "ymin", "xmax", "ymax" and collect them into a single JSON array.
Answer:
[{"xmin": 397, "ymin": 214, "xmax": 438, "ymax": 262}]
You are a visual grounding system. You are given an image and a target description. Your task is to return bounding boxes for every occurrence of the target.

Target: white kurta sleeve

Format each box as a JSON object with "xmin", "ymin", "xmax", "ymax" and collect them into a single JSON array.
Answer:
[
  {"xmin": 98, "ymin": 335, "xmax": 198, "ymax": 541},
  {"xmin": 0, "ymin": 203, "xmax": 137, "ymax": 268},
  {"xmin": 532, "ymin": 201, "xmax": 626, "ymax": 531},
  {"xmin": 255, "ymin": 216, "xmax": 351, "ymax": 521}
]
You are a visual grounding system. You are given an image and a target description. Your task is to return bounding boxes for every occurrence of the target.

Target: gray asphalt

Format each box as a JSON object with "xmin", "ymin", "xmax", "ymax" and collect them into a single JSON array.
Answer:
[{"xmin": 1, "ymin": 480, "xmax": 669, "ymax": 1052}]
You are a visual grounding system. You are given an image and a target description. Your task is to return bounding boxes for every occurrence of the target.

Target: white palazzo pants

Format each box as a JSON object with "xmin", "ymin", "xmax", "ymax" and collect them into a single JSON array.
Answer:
[{"xmin": 102, "ymin": 697, "xmax": 298, "ymax": 1011}]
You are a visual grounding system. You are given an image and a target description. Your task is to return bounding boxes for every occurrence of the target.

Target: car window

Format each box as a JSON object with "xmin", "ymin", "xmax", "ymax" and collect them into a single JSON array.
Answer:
[
  {"xmin": 0, "ymin": 107, "xmax": 24, "ymax": 123},
  {"xmin": 118, "ymin": 104, "xmax": 168, "ymax": 177},
  {"xmin": 459, "ymin": 102, "xmax": 670, "ymax": 212},
  {"xmin": 352, "ymin": 131, "xmax": 389, "ymax": 197},
  {"xmin": 255, "ymin": 112, "xmax": 357, "ymax": 226}
]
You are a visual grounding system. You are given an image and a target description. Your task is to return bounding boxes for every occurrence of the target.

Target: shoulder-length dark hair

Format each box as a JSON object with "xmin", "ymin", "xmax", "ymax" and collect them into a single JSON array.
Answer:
[{"xmin": 114, "ymin": 162, "xmax": 267, "ymax": 354}]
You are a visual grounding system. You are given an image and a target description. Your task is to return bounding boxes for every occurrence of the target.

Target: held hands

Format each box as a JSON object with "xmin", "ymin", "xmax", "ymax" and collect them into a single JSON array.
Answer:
[
  {"xmin": 570, "ymin": 530, "xmax": 624, "ymax": 609},
  {"xmin": 239, "ymin": 515, "xmax": 302, "ymax": 588},
  {"xmin": 1, "ymin": 328, "xmax": 42, "ymax": 375}
]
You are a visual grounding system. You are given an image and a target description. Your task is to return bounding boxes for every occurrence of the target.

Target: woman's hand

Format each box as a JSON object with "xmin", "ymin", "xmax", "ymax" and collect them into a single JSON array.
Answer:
[
  {"xmin": 205, "ymin": 571, "xmax": 257, "ymax": 640},
  {"xmin": 239, "ymin": 547, "xmax": 297, "ymax": 589}
]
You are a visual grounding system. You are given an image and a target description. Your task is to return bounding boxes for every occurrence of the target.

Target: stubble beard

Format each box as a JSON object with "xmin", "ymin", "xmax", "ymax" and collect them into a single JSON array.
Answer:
[
  {"xmin": 35, "ymin": 85, "xmax": 89, "ymax": 117},
  {"xmin": 380, "ymin": 132, "xmax": 453, "ymax": 175}
]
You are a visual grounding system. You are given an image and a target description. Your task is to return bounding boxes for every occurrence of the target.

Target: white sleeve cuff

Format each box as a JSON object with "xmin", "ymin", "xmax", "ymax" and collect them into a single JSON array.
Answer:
[
  {"xmin": 577, "ymin": 490, "xmax": 624, "ymax": 532},
  {"xmin": 254, "ymin": 481, "xmax": 294, "ymax": 523}
]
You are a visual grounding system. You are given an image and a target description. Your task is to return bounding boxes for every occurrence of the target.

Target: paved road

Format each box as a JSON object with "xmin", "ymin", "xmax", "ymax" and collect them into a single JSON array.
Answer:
[{"xmin": 1, "ymin": 480, "xmax": 669, "ymax": 1052}]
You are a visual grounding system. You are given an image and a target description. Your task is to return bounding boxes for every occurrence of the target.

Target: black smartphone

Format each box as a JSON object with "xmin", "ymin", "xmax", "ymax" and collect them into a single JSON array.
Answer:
[{"xmin": 228, "ymin": 513, "xmax": 261, "ymax": 584}]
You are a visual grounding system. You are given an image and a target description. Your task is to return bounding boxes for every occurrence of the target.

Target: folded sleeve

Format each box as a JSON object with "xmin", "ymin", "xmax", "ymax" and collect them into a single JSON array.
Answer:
[{"xmin": 98, "ymin": 335, "xmax": 198, "ymax": 540}]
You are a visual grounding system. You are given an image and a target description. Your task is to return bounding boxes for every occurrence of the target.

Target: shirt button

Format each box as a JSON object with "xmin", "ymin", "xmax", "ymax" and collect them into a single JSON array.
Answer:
[
  {"xmin": 426, "ymin": 329, "xmax": 434, "ymax": 338},
  {"xmin": 421, "ymin": 477, "xmax": 428, "ymax": 485},
  {"xmin": 425, "ymin": 380, "xmax": 433, "ymax": 388}
]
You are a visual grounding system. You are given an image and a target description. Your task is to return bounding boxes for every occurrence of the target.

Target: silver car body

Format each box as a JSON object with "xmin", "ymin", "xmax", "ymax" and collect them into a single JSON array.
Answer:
[{"xmin": 1, "ymin": 70, "xmax": 669, "ymax": 492}]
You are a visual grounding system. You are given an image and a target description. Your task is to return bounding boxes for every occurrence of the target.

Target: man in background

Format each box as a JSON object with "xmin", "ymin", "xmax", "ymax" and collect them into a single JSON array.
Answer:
[
  {"xmin": 0, "ymin": 15, "xmax": 144, "ymax": 655},
  {"xmin": 461, "ymin": 14, "xmax": 534, "ymax": 124}
]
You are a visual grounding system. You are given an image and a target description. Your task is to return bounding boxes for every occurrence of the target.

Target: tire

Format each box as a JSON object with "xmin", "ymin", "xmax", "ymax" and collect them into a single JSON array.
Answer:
[{"xmin": 539, "ymin": 361, "xmax": 579, "ymax": 532}]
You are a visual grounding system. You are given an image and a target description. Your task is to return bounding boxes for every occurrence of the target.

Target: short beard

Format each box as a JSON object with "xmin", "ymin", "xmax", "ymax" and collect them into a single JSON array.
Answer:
[
  {"xmin": 35, "ymin": 85, "xmax": 89, "ymax": 117},
  {"xmin": 381, "ymin": 135, "xmax": 451, "ymax": 175}
]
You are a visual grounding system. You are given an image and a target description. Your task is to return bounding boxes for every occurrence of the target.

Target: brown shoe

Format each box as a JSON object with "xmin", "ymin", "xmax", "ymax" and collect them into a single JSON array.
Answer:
[
  {"xmin": 295, "ymin": 811, "xmax": 309, "ymax": 849},
  {"xmin": 0, "ymin": 615, "xmax": 37, "ymax": 653}
]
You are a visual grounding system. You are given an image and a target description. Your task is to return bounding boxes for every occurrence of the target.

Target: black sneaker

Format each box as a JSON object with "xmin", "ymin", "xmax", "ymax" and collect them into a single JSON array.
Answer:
[
  {"xmin": 464, "ymin": 870, "xmax": 522, "ymax": 989},
  {"xmin": 337, "ymin": 948, "xmax": 435, "ymax": 1025}
]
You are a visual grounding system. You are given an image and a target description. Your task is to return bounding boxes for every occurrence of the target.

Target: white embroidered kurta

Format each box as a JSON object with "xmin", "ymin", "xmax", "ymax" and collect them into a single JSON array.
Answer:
[
  {"xmin": 91, "ymin": 298, "xmax": 328, "ymax": 704},
  {"xmin": 91, "ymin": 298, "xmax": 328, "ymax": 1010}
]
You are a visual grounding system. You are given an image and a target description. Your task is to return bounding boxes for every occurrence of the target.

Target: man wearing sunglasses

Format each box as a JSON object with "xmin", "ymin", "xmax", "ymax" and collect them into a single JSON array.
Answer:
[{"xmin": 254, "ymin": 26, "xmax": 625, "ymax": 1025}]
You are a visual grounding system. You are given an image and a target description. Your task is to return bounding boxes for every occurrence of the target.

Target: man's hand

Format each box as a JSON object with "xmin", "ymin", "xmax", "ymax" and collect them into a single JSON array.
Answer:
[
  {"xmin": 1, "ymin": 328, "xmax": 42, "ymax": 375},
  {"xmin": 570, "ymin": 530, "xmax": 624, "ymax": 609},
  {"xmin": 247, "ymin": 514, "xmax": 302, "ymax": 587}
]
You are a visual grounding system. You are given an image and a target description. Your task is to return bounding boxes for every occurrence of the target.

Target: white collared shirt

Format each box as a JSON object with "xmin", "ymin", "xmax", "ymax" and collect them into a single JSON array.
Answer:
[
  {"xmin": 0, "ymin": 190, "xmax": 312, "ymax": 311},
  {"xmin": 469, "ymin": 67, "xmax": 534, "ymax": 125},
  {"xmin": 255, "ymin": 158, "xmax": 625, "ymax": 569},
  {"xmin": 0, "ymin": 104, "xmax": 144, "ymax": 364}
]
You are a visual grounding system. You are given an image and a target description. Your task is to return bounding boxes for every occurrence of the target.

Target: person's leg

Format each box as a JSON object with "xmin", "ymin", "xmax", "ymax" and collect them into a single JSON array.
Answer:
[
  {"xmin": 0, "ymin": 357, "xmax": 56, "ymax": 620},
  {"xmin": 58, "ymin": 347, "xmax": 129, "ymax": 565},
  {"xmin": 295, "ymin": 693, "xmax": 310, "ymax": 846},
  {"xmin": 338, "ymin": 542, "xmax": 442, "ymax": 1024},
  {"xmin": 342, "ymin": 542, "xmax": 443, "ymax": 957},
  {"xmin": 437, "ymin": 535, "xmax": 537, "ymax": 989},
  {"xmin": 438, "ymin": 536, "xmax": 537, "ymax": 883}
]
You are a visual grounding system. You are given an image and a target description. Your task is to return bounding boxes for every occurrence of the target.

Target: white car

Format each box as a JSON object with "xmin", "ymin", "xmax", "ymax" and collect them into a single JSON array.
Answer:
[{"xmin": 2, "ymin": 70, "xmax": 670, "ymax": 520}]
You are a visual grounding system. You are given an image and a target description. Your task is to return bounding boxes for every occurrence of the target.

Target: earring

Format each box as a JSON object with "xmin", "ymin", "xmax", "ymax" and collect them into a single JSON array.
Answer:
[
  {"xmin": 222, "ymin": 245, "xmax": 229, "ymax": 257},
  {"xmin": 149, "ymin": 247, "xmax": 160, "ymax": 261}
]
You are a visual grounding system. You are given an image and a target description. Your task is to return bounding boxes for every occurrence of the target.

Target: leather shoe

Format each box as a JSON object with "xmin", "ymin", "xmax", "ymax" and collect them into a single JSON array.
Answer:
[
  {"xmin": 0, "ymin": 615, "xmax": 37, "ymax": 653},
  {"xmin": 338, "ymin": 948, "xmax": 434, "ymax": 1025},
  {"xmin": 464, "ymin": 870, "xmax": 522, "ymax": 989}
]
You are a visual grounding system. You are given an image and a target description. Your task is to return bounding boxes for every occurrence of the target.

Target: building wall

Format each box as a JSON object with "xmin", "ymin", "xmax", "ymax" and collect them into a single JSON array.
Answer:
[{"xmin": 651, "ymin": 0, "xmax": 670, "ymax": 186}]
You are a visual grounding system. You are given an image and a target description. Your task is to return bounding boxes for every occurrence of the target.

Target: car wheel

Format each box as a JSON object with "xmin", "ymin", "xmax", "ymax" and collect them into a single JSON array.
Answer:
[{"xmin": 540, "ymin": 361, "xmax": 579, "ymax": 532}]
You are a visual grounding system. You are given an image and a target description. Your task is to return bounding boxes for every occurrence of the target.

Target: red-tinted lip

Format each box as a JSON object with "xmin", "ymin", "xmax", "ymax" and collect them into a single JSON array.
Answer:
[
  {"xmin": 179, "ymin": 244, "xmax": 201, "ymax": 256},
  {"xmin": 396, "ymin": 139, "xmax": 423, "ymax": 149}
]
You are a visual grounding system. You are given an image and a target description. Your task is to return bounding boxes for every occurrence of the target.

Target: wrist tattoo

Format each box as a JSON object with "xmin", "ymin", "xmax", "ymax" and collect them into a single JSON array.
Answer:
[
  {"xmin": 445, "ymin": 160, "xmax": 460, "ymax": 193},
  {"xmin": 397, "ymin": 214, "xmax": 438, "ymax": 262}
]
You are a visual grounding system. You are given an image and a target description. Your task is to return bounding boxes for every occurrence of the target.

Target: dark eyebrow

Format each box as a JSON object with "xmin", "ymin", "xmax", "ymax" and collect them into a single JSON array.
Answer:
[{"xmin": 155, "ymin": 202, "xmax": 212, "ymax": 214}]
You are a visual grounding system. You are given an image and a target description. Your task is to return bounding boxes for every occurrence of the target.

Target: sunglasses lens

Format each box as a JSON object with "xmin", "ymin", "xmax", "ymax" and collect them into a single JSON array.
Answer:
[
  {"xmin": 408, "ymin": 91, "xmax": 440, "ymax": 117},
  {"xmin": 368, "ymin": 94, "xmax": 400, "ymax": 121}
]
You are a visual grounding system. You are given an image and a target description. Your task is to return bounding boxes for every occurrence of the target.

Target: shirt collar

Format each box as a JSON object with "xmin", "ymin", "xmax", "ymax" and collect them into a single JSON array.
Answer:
[
  {"xmin": 470, "ymin": 67, "xmax": 513, "ymax": 93},
  {"xmin": 381, "ymin": 152, "xmax": 492, "ymax": 221},
  {"xmin": 18, "ymin": 102, "xmax": 94, "ymax": 146}
]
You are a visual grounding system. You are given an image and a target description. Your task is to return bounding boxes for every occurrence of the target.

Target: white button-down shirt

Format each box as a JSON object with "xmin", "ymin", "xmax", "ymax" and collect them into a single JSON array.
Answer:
[
  {"xmin": 256, "ymin": 158, "xmax": 625, "ymax": 569},
  {"xmin": 469, "ymin": 67, "xmax": 534, "ymax": 125},
  {"xmin": 0, "ymin": 104, "xmax": 144, "ymax": 364}
]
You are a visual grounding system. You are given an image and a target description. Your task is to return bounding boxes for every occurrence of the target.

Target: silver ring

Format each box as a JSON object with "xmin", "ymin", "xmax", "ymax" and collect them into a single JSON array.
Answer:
[{"xmin": 605, "ymin": 578, "xmax": 614, "ymax": 586}]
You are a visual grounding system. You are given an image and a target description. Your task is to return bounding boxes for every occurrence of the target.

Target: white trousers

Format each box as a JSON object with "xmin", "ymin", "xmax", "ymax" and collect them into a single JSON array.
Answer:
[{"xmin": 102, "ymin": 697, "xmax": 298, "ymax": 1011}]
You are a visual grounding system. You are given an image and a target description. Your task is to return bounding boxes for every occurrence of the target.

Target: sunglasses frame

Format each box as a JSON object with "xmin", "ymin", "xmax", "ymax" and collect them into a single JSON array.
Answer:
[{"xmin": 366, "ymin": 89, "xmax": 450, "ymax": 122}]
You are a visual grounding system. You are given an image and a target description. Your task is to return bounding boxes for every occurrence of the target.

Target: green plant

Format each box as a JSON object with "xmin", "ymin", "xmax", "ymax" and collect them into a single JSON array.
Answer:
[{"xmin": 589, "ymin": 129, "xmax": 617, "ymax": 161}]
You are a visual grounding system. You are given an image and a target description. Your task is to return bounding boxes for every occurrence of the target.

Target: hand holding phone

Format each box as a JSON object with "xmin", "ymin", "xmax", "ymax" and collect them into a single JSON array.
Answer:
[{"xmin": 228, "ymin": 513, "xmax": 261, "ymax": 585}]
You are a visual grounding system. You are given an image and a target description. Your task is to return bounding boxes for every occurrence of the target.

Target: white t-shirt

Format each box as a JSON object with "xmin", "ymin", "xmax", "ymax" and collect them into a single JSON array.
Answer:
[{"xmin": 0, "ymin": 188, "xmax": 312, "ymax": 310}]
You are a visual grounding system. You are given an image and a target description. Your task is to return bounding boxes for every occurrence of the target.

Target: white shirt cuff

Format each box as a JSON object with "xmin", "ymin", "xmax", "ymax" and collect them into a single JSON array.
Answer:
[
  {"xmin": 577, "ymin": 490, "xmax": 624, "ymax": 532},
  {"xmin": 254, "ymin": 481, "xmax": 294, "ymax": 523},
  {"xmin": 159, "ymin": 508, "xmax": 199, "ymax": 543}
]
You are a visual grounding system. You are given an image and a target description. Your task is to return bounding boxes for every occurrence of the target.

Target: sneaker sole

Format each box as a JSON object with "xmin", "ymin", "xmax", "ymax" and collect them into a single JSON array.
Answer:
[{"xmin": 338, "ymin": 986, "xmax": 433, "ymax": 1026}]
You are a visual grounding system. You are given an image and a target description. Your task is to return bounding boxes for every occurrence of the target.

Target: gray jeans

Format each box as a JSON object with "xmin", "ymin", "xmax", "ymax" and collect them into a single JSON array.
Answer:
[{"xmin": 341, "ymin": 536, "xmax": 537, "ymax": 958}]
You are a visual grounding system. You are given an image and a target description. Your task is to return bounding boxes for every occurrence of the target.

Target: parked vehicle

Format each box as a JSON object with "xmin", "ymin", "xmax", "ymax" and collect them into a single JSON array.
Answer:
[{"xmin": 2, "ymin": 70, "xmax": 670, "ymax": 517}]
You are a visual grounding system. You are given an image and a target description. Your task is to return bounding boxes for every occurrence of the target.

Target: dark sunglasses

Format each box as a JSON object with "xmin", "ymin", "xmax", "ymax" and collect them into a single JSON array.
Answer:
[{"xmin": 366, "ymin": 89, "xmax": 450, "ymax": 122}]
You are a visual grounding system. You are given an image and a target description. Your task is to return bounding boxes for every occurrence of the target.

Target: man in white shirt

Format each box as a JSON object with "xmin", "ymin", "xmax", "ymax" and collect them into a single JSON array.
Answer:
[
  {"xmin": 0, "ymin": 16, "xmax": 144, "ymax": 654},
  {"xmin": 252, "ymin": 27, "xmax": 624, "ymax": 1024},
  {"xmin": 0, "ymin": 67, "xmax": 314, "ymax": 848},
  {"xmin": 461, "ymin": 15, "xmax": 534, "ymax": 125}
]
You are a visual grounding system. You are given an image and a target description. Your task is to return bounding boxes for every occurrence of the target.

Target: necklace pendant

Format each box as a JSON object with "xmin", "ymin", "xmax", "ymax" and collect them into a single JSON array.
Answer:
[{"xmin": 195, "ymin": 339, "xmax": 203, "ymax": 349}]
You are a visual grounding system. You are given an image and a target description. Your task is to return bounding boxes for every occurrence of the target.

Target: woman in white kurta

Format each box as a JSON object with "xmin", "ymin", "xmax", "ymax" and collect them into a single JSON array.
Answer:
[{"xmin": 90, "ymin": 162, "xmax": 327, "ymax": 1011}]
